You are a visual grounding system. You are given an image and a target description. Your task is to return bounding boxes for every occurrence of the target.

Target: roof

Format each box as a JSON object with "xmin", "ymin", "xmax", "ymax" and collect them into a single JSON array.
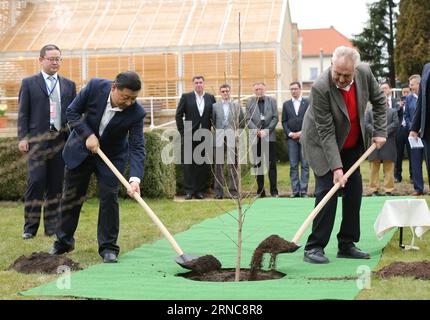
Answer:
[
  {"xmin": 299, "ymin": 27, "xmax": 353, "ymax": 56},
  {"xmin": 0, "ymin": 0, "xmax": 291, "ymax": 52}
]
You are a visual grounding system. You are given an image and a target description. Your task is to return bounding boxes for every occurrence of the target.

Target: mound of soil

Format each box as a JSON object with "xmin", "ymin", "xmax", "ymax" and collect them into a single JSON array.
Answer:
[
  {"xmin": 8, "ymin": 252, "xmax": 82, "ymax": 274},
  {"xmin": 375, "ymin": 261, "xmax": 430, "ymax": 280},
  {"xmin": 179, "ymin": 268, "xmax": 285, "ymax": 282},
  {"xmin": 181, "ymin": 255, "xmax": 222, "ymax": 273},
  {"xmin": 249, "ymin": 234, "xmax": 297, "ymax": 280}
]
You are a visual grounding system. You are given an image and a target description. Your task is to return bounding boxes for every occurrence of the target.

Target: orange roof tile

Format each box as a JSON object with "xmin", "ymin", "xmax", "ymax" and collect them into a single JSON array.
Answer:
[{"xmin": 300, "ymin": 27, "xmax": 353, "ymax": 56}]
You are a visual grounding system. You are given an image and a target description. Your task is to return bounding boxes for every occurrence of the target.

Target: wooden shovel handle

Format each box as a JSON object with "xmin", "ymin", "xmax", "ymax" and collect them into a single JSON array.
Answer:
[
  {"xmin": 291, "ymin": 143, "xmax": 377, "ymax": 244},
  {"xmin": 96, "ymin": 148, "xmax": 184, "ymax": 256}
]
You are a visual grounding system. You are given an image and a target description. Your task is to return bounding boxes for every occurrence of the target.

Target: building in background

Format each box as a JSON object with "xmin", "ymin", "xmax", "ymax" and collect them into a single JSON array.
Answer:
[
  {"xmin": 299, "ymin": 26, "xmax": 353, "ymax": 90},
  {"xmin": 0, "ymin": 0, "xmax": 299, "ymax": 128}
]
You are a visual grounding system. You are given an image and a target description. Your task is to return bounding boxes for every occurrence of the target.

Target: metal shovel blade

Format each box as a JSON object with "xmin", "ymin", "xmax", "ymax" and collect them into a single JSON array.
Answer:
[
  {"xmin": 175, "ymin": 254, "xmax": 222, "ymax": 273},
  {"xmin": 175, "ymin": 254, "xmax": 200, "ymax": 269}
]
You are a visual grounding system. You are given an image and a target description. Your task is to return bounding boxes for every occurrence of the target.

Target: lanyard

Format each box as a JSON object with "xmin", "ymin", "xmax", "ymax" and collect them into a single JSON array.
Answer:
[{"xmin": 47, "ymin": 77, "xmax": 58, "ymax": 97}]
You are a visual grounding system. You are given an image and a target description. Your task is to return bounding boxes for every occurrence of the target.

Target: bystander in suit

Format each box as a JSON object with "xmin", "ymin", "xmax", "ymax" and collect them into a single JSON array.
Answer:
[
  {"xmin": 394, "ymin": 84, "xmax": 412, "ymax": 183},
  {"xmin": 410, "ymin": 64, "xmax": 430, "ymax": 195},
  {"xmin": 365, "ymin": 98, "xmax": 399, "ymax": 196},
  {"xmin": 246, "ymin": 82, "xmax": 279, "ymax": 198},
  {"xmin": 18, "ymin": 44, "xmax": 76, "ymax": 240},
  {"xmin": 282, "ymin": 81, "xmax": 310, "ymax": 198},
  {"xmin": 406, "ymin": 75, "xmax": 424, "ymax": 195},
  {"xmin": 176, "ymin": 76, "xmax": 216, "ymax": 200},
  {"xmin": 212, "ymin": 84, "xmax": 244, "ymax": 199}
]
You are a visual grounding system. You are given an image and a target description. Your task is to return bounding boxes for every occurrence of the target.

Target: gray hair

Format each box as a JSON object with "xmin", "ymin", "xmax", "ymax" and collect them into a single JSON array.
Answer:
[
  {"xmin": 331, "ymin": 46, "xmax": 361, "ymax": 69},
  {"xmin": 409, "ymin": 74, "xmax": 421, "ymax": 83}
]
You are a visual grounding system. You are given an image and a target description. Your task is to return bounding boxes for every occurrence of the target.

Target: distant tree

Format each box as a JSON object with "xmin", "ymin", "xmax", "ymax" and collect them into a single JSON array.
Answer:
[
  {"xmin": 352, "ymin": 0, "xmax": 398, "ymax": 87},
  {"xmin": 395, "ymin": 0, "xmax": 430, "ymax": 82}
]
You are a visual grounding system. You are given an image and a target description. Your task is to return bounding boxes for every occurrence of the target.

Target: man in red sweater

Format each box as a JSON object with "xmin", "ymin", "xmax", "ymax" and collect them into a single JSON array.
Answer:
[{"xmin": 300, "ymin": 46, "xmax": 387, "ymax": 264}]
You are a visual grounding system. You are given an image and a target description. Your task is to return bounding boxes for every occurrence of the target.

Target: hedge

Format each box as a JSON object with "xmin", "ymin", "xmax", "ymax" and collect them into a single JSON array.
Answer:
[
  {"xmin": 0, "ymin": 128, "xmax": 291, "ymax": 200},
  {"xmin": 0, "ymin": 131, "xmax": 176, "ymax": 201}
]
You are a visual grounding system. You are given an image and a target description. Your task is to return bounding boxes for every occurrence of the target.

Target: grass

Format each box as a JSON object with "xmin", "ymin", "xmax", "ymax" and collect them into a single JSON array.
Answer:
[{"xmin": 1, "ymin": 162, "xmax": 430, "ymax": 300}]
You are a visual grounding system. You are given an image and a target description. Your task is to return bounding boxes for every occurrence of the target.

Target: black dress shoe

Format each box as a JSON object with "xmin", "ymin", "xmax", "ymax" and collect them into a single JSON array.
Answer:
[
  {"xmin": 290, "ymin": 194, "xmax": 300, "ymax": 198},
  {"xmin": 301, "ymin": 193, "xmax": 309, "ymax": 198},
  {"xmin": 185, "ymin": 193, "xmax": 193, "ymax": 200},
  {"xmin": 257, "ymin": 191, "xmax": 266, "ymax": 198},
  {"xmin": 304, "ymin": 248, "xmax": 329, "ymax": 264},
  {"xmin": 103, "ymin": 252, "xmax": 118, "ymax": 263},
  {"xmin": 49, "ymin": 245, "xmax": 74, "ymax": 255},
  {"xmin": 214, "ymin": 194, "xmax": 223, "ymax": 199},
  {"xmin": 22, "ymin": 233, "xmax": 35, "ymax": 240},
  {"xmin": 337, "ymin": 246, "xmax": 370, "ymax": 259},
  {"xmin": 195, "ymin": 192, "xmax": 204, "ymax": 199}
]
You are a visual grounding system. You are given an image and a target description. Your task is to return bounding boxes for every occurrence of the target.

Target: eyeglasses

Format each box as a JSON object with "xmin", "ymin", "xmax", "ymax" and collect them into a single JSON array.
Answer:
[{"xmin": 43, "ymin": 57, "xmax": 62, "ymax": 63}]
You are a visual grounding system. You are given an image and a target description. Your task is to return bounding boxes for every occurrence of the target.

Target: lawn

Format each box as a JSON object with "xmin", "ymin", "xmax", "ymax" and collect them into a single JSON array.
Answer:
[{"xmin": 1, "ymin": 162, "xmax": 430, "ymax": 300}]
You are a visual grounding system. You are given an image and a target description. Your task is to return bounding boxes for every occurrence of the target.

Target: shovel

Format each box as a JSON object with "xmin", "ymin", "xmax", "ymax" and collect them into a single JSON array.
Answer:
[
  {"xmin": 284, "ymin": 143, "xmax": 377, "ymax": 253},
  {"xmin": 96, "ymin": 147, "xmax": 221, "ymax": 272}
]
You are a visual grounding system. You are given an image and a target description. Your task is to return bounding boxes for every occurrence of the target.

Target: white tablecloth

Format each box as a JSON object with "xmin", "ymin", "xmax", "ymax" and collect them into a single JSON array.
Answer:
[{"xmin": 374, "ymin": 199, "xmax": 430, "ymax": 240}]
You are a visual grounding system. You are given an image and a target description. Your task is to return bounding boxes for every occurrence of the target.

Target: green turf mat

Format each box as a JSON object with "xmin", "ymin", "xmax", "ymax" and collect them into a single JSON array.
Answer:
[{"xmin": 21, "ymin": 197, "xmax": 395, "ymax": 300}]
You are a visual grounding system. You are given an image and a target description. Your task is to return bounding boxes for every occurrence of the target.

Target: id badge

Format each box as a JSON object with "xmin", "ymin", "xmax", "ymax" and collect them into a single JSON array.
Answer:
[
  {"xmin": 50, "ymin": 100, "xmax": 57, "ymax": 118},
  {"xmin": 260, "ymin": 114, "xmax": 265, "ymax": 121}
]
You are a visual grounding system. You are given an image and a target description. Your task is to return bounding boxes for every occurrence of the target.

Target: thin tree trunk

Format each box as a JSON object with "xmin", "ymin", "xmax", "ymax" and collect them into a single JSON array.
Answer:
[{"xmin": 234, "ymin": 12, "xmax": 242, "ymax": 282}]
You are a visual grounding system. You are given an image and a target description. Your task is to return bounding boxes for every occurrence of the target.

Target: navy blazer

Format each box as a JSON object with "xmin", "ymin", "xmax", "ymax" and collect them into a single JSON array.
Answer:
[
  {"xmin": 18, "ymin": 72, "xmax": 76, "ymax": 140},
  {"xmin": 63, "ymin": 78, "xmax": 146, "ymax": 179},
  {"xmin": 281, "ymin": 98, "xmax": 309, "ymax": 138},
  {"xmin": 404, "ymin": 94, "xmax": 418, "ymax": 130},
  {"xmin": 411, "ymin": 62, "xmax": 430, "ymax": 138}
]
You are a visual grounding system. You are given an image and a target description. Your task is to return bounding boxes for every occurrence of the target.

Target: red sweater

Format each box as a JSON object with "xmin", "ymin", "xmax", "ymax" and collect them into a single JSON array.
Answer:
[{"xmin": 339, "ymin": 83, "xmax": 360, "ymax": 149}]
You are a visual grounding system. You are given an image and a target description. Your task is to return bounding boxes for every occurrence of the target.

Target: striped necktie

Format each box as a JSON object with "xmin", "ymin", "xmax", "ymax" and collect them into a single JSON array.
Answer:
[{"xmin": 48, "ymin": 76, "xmax": 61, "ymax": 131}]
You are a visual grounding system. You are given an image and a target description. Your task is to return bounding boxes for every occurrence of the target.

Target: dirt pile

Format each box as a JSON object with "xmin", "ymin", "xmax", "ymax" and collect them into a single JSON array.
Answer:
[
  {"xmin": 375, "ymin": 261, "xmax": 430, "ymax": 280},
  {"xmin": 181, "ymin": 255, "xmax": 222, "ymax": 274},
  {"xmin": 8, "ymin": 252, "xmax": 82, "ymax": 274},
  {"xmin": 249, "ymin": 234, "xmax": 297, "ymax": 280},
  {"xmin": 179, "ymin": 268, "xmax": 285, "ymax": 282}
]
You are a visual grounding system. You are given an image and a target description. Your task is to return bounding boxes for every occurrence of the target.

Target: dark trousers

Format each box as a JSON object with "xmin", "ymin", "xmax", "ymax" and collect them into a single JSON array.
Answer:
[
  {"xmin": 287, "ymin": 138, "xmax": 309, "ymax": 196},
  {"xmin": 423, "ymin": 133, "xmax": 430, "ymax": 189},
  {"xmin": 305, "ymin": 144, "xmax": 362, "ymax": 251},
  {"xmin": 394, "ymin": 126, "xmax": 412, "ymax": 181},
  {"xmin": 24, "ymin": 132, "xmax": 65, "ymax": 235},
  {"xmin": 183, "ymin": 140, "xmax": 210, "ymax": 195},
  {"xmin": 214, "ymin": 144, "xmax": 239, "ymax": 197},
  {"xmin": 54, "ymin": 155, "xmax": 120, "ymax": 256},
  {"xmin": 410, "ymin": 148, "xmax": 424, "ymax": 193},
  {"xmin": 255, "ymin": 139, "xmax": 278, "ymax": 195}
]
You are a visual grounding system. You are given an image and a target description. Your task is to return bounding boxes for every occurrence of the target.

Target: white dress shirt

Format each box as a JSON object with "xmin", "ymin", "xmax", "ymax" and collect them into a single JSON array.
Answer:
[
  {"xmin": 195, "ymin": 91, "xmax": 205, "ymax": 117},
  {"xmin": 99, "ymin": 96, "xmax": 140, "ymax": 184},
  {"xmin": 292, "ymin": 97, "xmax": 302, "ymax": 116}
]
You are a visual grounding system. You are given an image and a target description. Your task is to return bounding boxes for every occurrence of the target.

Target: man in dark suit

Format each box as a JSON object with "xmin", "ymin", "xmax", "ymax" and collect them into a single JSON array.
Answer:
[
  {"xmin": 301, "ymin": 46, "xmax": 387, "ymax": 264},
  {"xmin": 18, "ymin": 44, "xmax": 76, "ymax": 240},
  {"xmin": 246, "ymin": 82, "xmax": 279, "ymax": 197},
  {"xmin": 49, "ymin": 71, "xmax": 145, "ymax": 263},
  {"xmin": 282, "ymin": 81, "xmax": 309, "ymax": 198},
  {"xmin": 410, "ymin": 63, "xmax": 430, "ymax": 194},
  {"xmin": 395, "ymin": 84, "xmax": 412, "ymax": 183},
  {"xmin": 175, "ymin": 76, "xmax": 216, "ymax": 200},
  {"xmin": 406, "ymin": 75, "xmax": 424, "ymax": 195}
]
